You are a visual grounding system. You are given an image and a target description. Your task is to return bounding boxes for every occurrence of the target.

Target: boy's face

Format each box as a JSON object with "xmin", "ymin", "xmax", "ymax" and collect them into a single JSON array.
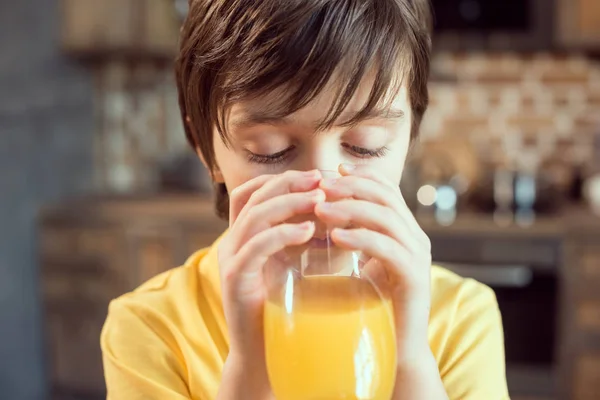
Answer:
[{"xmin": 209, "ymin": 76, "xmax": 412, "ymax": 195}]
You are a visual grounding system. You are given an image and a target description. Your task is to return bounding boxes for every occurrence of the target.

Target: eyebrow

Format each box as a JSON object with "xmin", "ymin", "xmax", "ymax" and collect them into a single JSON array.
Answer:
[{"xmin": 230, "ymin": 108, "xmax": 405, "ymax": 130}]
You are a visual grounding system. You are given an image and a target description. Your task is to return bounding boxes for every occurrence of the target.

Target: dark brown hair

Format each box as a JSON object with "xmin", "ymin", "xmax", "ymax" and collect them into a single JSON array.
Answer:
[{"xmin": 176, "ymin": 0, "xmax": 432, "ymax": 219}]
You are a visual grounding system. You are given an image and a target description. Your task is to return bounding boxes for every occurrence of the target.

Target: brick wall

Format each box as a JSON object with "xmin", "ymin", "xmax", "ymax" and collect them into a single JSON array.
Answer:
[
  {"xmin": 92, "ymin": 53, "xmax": 600, "ymax": 192},
  {"xmin": 423, "ymin": 53, "xmax": 600, "ymax": 170}
]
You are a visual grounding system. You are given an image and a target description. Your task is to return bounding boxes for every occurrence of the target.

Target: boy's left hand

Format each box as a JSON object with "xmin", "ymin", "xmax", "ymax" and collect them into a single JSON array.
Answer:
[{"xmin": 315, "ymin": 163, "xmax": 433, "ymax": 363}]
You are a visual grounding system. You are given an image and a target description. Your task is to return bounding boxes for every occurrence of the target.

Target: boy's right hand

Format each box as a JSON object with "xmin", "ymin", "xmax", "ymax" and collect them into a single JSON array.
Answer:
[{"xmin": 216, "ymin": 170, "xmax": 325, "ymax": 400}]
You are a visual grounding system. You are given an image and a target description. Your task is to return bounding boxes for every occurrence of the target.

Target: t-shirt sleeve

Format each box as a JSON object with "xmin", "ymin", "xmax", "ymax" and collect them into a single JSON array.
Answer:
[
  {"xmin": 101, "ymin": 299, "xmax": 191, "ymax": 400},
  {"xmin": 440, "ymin": 281, "xmax": 510, "ymax": 400}
]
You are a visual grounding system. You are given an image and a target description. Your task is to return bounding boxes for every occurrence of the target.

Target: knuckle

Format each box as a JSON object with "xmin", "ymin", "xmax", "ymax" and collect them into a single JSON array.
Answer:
[
  {"xmin": 343, "ymin": 175, "xmax": 360, "ymax": 189},
  {"xmin": 240, "ymin": 234, "xmax": 264, "ymax": 260},
  {"xmin": 245, "ymin": 205, "xmax": 261, "ymax": 223},
  {"xmin": 240, "ymin": 237, "xmax": 257, "ymax": 255},
  {"xmin": 279, "ymin": 170, "xmax": 295, "ymax": 183},
  {"xmin": 230, "ymin": 185, "xmax": 242, "ymax": 200},
  {"xmin": 384, "ymin": 206, "xmax": 398, "ymax": 223},
  {"xmin": 230, "ymin": 182, "xmax": 251, "ymax": 201},
  {"xmin": 283, "ymin": 169, "xmax": 299, "ymax": 179},
  {"xmin": 222, "ymin": 261, "xmax": 238, "ymax": 283},
  {"xmin": 380, "ymin": 235, "xmax": 394, "ymax": 254},
  {"xmin": 281, "ymin": 172, "xmax": 298, "ymax": 188},
  {"xmin": 247, "ymin": 189, "xmax": 261, "ymax": 205},
  {"xmin": 384, "ymin": 236, "xmax": 400, "ymax": 257}
]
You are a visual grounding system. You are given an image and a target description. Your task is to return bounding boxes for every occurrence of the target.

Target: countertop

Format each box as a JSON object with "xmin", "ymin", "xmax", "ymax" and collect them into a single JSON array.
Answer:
[{"xmin": 40, "ymin": 194, "xmax": 600, "ymax": 237}]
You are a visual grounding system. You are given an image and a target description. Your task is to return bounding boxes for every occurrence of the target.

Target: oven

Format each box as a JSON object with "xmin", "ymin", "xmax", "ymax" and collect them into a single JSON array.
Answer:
[{"xmin": 430, "ymin": 231, "xmax": 561, "ymax": 399}]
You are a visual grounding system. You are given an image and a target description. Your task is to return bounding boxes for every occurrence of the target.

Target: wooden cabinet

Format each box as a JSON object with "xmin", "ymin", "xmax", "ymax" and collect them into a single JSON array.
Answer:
[
  {"xmin": 60, "ymin": 0, "xmax": 180, "ymax": 60},
  {"xmin": 573, "ymin": 355, "xmax": 600, "ymax": 400},
  {"xmin": 421, "ymin": 210, "xmax": 600, "ymax": 400},
  {"xmin": 40, "ymin": 196, "xmax": 227, "ymax": 398},
  {"xmin": 560, "ymin": 219, "xmax": 600, "ymax": 400},
  {"xmin": 557, "ymin": 0, "xmax": 600, "ymax": 49}
]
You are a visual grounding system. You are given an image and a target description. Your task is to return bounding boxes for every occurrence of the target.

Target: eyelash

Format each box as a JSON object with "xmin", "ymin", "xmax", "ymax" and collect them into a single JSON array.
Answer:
[
  {"xmin": 246, "ymin": 144, "xmax": 389, "ymax": 165},
  {"xmin": 341, "ymin": 143, "xmax": 389, "ymax": 159},
  {"xmin": 246, "ymin": 147, "xmax": 294, "ymax": 165}
]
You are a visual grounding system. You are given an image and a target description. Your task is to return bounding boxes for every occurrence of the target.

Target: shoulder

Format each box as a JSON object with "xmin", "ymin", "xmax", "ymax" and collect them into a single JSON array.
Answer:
[
  {"xmin": 101, "ymin": 247, "xmax": 226, "ymax": 399},
  {"xmin": 429, "ymin": 266, "xmax": 508, "ymax": 398},
  {"xmin": 102, "ymin": 248, "xmax": 213, "ymax": 346},
  {"xmin": 429, "ymin": 265, "xmax": 502, "ymax": 364},
  {"xmin": 430, "ymin": 265, "xmax": 498, "ymax": 319},
  {"xmin": 429, "ymin": 267, "xmax": 502, "ymax": 352},
  {"xmin": 115, "ymin": 250, "xmax": 206, "ymax": 312}
]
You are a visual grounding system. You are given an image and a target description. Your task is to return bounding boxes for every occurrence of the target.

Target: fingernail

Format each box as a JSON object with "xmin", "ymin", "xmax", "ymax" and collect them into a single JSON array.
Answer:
[
  {"xmin": 341, "ymin": 163, "xmax": 355, "ymax": 172},
  {"xmin": 306, "ymin": 189, "xmax": 325, "ymax": 199},
  {"xmin": 334, "ymin": 229, "xmax": 350, "ymax": 239},
  {"xmin": 319, "ymin": 202, "xmax": 333, "ymax": 210},
  {"xmin": 320, "ymin": 178, "xmax": 338, "ymax": 188},
  {"xmin": 300, "ymin": 221, "xmax": 314, "ymax": 230}
]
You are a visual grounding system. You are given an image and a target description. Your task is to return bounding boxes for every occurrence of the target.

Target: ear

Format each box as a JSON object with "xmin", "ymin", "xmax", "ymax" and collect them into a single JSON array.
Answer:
[{"xmin": 186, "ymin": 116, "xmax": 225, "ymax": 184}]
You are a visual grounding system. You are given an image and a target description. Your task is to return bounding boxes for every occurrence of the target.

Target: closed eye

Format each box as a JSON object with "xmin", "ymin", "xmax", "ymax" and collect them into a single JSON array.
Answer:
[
  {"xmin": 342, "ymin": 143, "xmax": 389, "ymax": 158},
  {"xmin": 245, "ymin": 146, "xmax": 295, "ymax": 165}
]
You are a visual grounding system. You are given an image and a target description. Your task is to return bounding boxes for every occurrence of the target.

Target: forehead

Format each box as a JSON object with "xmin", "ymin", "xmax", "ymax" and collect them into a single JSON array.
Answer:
[{"xmin": 227, "ymin": 70, "xmax": 410, "ymax": 130}]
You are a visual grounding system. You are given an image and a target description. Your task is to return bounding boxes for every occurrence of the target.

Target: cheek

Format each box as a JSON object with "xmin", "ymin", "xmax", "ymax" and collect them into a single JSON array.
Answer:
[
  {"xmin": 379, "ymin": 147, "xmax": 408, "ymax": 184},
  {"xmin": 212, "ymin": 132, "xmax": 264, "ymax": 192},
  {"xmin": 375, "ymin": 125, "xmax": 410, "ymax": 184}
]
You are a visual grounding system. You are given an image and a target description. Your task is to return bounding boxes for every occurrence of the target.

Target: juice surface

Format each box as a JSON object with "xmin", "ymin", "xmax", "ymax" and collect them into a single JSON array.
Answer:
[{"xmin": 264, "ymin": 275, "xmax": 397, "ymax": 400}]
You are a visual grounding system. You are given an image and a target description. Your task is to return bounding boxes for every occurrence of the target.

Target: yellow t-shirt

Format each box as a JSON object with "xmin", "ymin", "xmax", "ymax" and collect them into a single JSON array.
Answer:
[{"xmin": 101, "ymin": 234, "xmax": 509, "ymax": 400}]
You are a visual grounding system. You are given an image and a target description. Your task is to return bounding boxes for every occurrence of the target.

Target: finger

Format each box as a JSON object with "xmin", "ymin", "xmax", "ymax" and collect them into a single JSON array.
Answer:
[
  {"xmin": 339, "ymin": 163, "xmax": 399, "ymax": 192},
  {"xmin": 228, "ymin": 222, "xmax": 315, "ymax": 284},
  {"xmin": 339, "ymin": 164, "xmax": 412, "ymax": 215},
  {"xmin": 233, "ymin": 189, "xmax": 325, "ymax": 250},
  {"xmin": 330, "ymin": 228, "xmax": 413, "ymax": 280},
  {"xmin": 360, "ymin": 258, "xmax": 396, "ymax": 305},
  {"xmin": 229, "ymin": 174, "xmax": 275, "ymax": 225},
  {"xmin": 315, "ymin": 200, "xmax": 418, "ymax": 249},
  {"xmin": 338, "ymin": 164, "xmax": 427, "ymax": 242},
  {"xmin": 235, "ymin": 170, "xmax": 322, "ymax": 224},
  {"xmin": 320, "ymin": 175, "xmax": 401, "ymax": 212}
]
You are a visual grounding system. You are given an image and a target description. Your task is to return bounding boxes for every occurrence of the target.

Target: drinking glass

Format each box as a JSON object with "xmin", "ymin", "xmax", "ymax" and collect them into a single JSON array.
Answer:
[{"xmin": 263, "ymin": 170, "xmax": 397, "ymax": 400}]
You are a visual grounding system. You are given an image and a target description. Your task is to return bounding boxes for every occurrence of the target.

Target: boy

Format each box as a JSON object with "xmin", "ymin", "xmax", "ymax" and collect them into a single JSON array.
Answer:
[{"xmin": 101, "ymin": 0, "xmax": 509, "ymax": 399}]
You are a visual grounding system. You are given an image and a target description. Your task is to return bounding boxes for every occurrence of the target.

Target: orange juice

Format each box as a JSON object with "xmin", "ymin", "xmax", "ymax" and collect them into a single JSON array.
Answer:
[{"xmin": 264, "ymin": 275, "xmax": 397, "ymax": 400}]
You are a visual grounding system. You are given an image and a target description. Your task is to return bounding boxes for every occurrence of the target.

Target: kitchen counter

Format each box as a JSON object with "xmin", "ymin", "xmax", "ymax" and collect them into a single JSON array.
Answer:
[
  {"xmin": 41, "ymin": 194, "xmax": 600, "ymax": 235},
  {"xmin": 39, "ymin": 195, "xmax": 600, "ymax": 400},
  {"xmin": 417, "ymin": 207, "xmax": 600, "ymax": 238}
]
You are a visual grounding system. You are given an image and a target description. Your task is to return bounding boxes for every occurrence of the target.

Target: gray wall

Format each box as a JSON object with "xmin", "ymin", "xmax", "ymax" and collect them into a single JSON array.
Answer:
[{"xmin": 0, "ymin": 0, "xmax": 95, "ymax": 398}]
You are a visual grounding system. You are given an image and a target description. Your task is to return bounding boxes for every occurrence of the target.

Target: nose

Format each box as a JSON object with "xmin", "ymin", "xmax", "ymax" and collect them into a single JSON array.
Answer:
[
  {"xmin": 303, "ymin": 164, "xmax": 341, "ymax": 176},
  {"xmin": 298, "ymin": 137, "xmax": 343, "ymax": 174}
]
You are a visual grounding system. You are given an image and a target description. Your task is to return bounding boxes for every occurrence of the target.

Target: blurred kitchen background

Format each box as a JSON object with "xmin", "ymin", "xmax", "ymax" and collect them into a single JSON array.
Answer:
[{"xmin": 1, "ymin": 0, "xmax": 600, "ymax": 399}]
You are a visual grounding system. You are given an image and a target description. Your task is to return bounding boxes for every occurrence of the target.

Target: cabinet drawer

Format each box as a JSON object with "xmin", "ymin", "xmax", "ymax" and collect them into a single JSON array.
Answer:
[
  {"xmin": 577, "ymin": 301, "xmax": 600, "ymax": 333},
  {"xmin": 579, "ymin": 0, "xmax": 600, "ymax": 36},
  {"xmin": 41, "ymin": 227, "xmax": 124, "ymax": 273},
  {"xmin": 574, "ymin": 355, "xmax": 600, "ymax": 400},
  {"xmin": 127, "ymin": 226, "xmax": 181, "ymax": 284},
  {"xmin": 185, "ymin": 231, "xmax": 226, "ymax": 259},
  {"xmin": 581, "ymin": 249, "xmax": 600, "ymax": 279},
  {"xmin": 47, "ymin": 308, "xmax": 106, "ymax": 394}
]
